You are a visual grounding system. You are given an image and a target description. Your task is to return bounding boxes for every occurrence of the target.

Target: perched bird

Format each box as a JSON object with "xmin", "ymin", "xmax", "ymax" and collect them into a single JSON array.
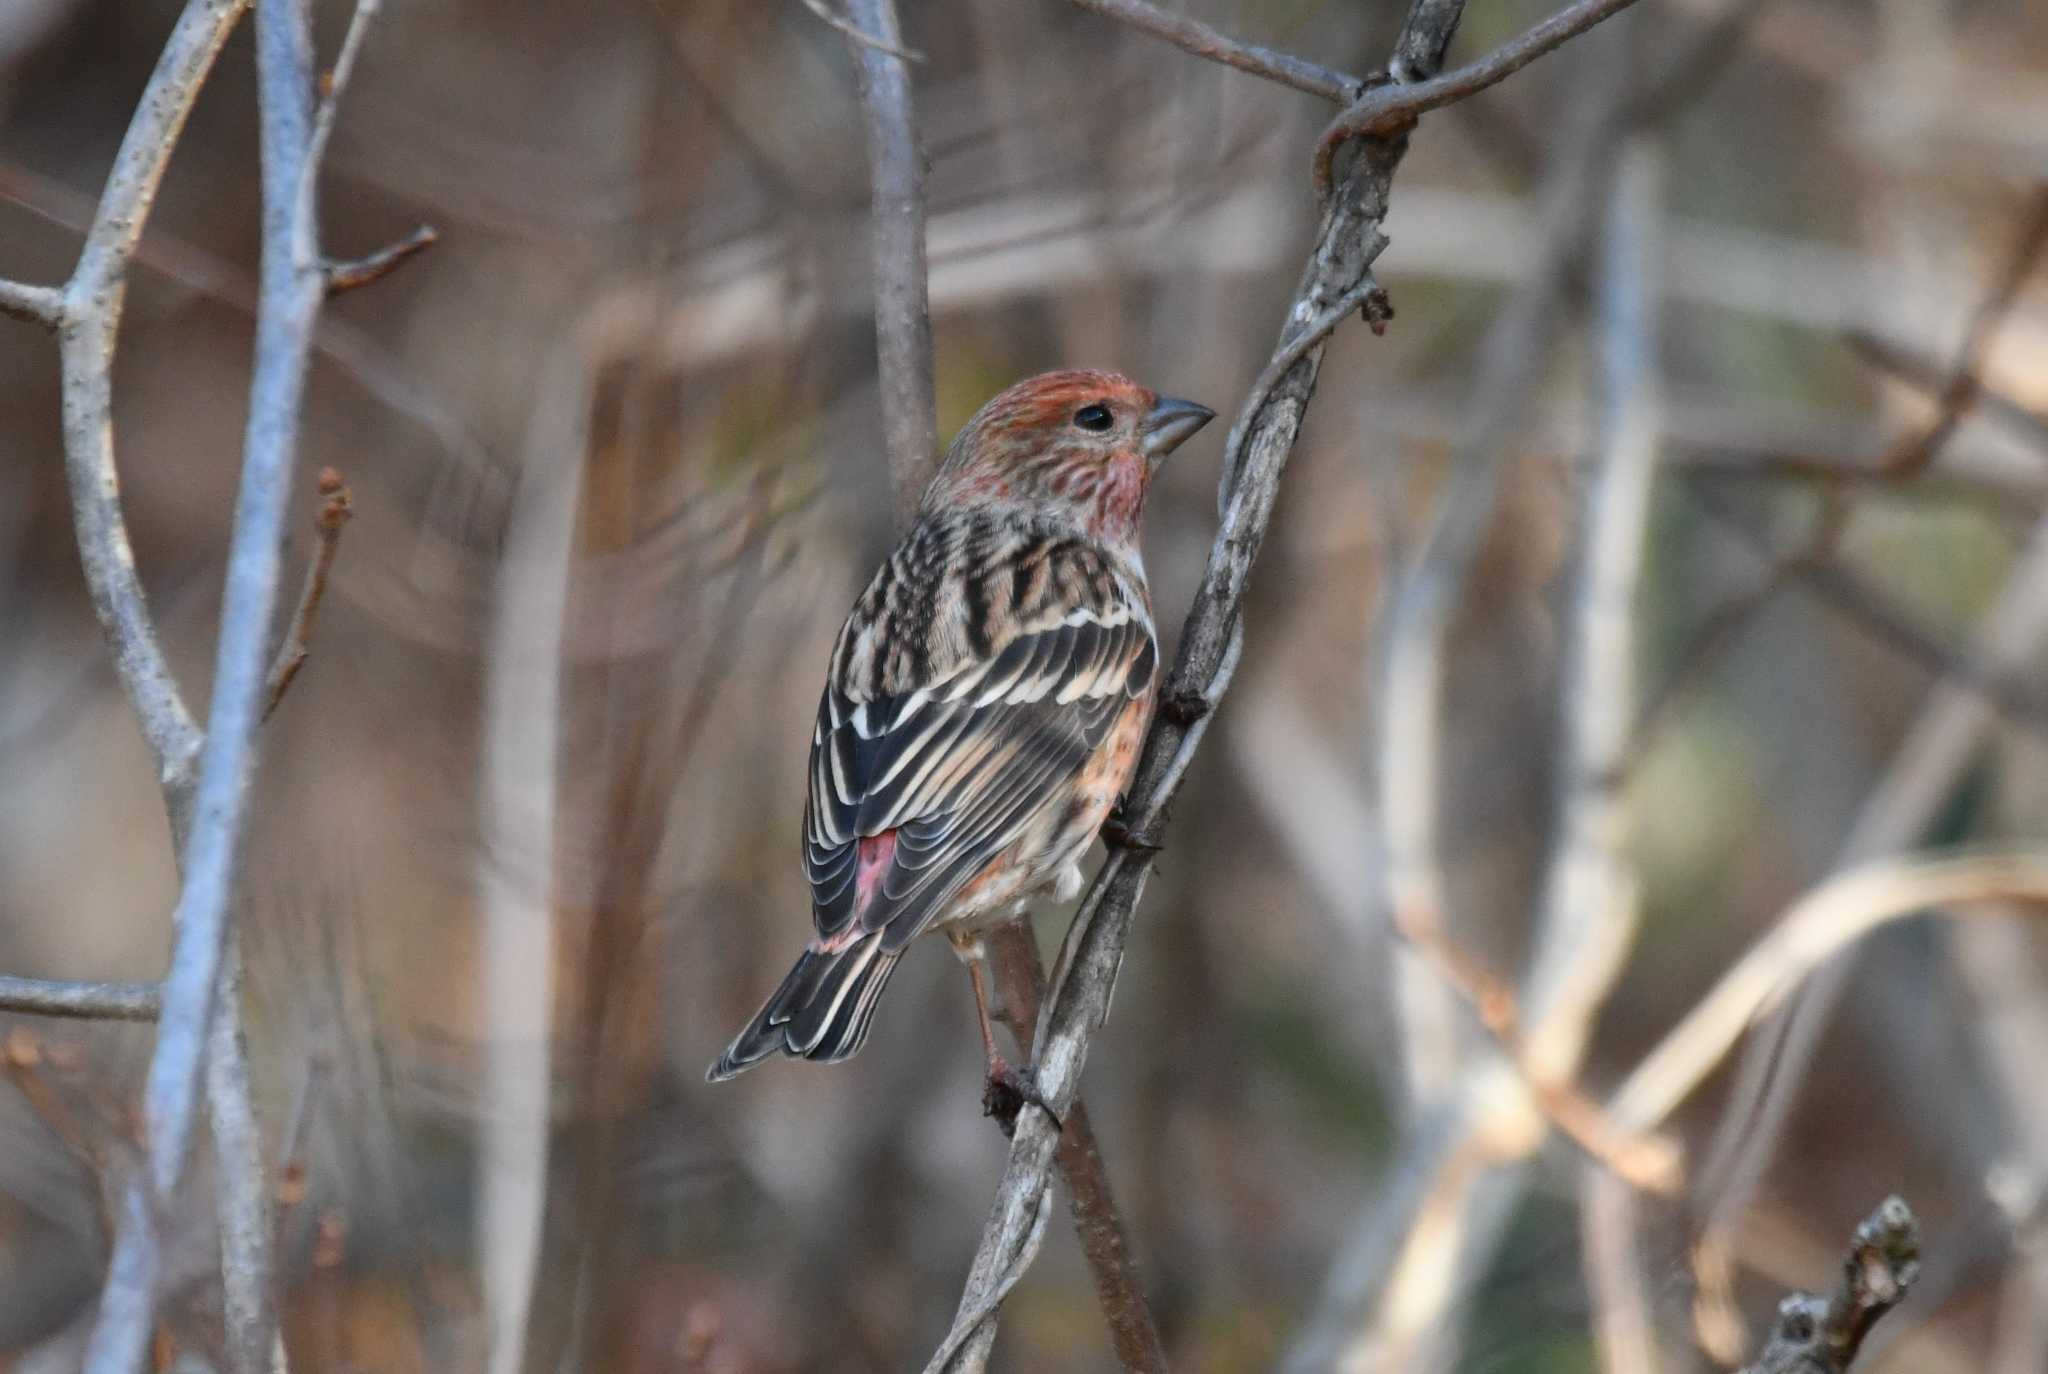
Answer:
[{"xmin": 707, "ymin": 370, "xmax": 1213, "ymax": 1103}]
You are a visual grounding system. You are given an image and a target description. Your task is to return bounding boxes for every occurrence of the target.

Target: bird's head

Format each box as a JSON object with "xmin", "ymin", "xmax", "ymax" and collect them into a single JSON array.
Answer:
[{"xmin": 923, "ymin": 369, "xmax": 1214, "ymax": 545}]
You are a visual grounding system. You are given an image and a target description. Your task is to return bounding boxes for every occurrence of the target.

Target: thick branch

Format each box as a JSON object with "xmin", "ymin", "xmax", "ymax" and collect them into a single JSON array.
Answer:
[
  {"xmin": 1065, "ymin": 0, "xmax": 1362, "ymax": 102},
  {"xmin": 1739, "ymin": 1198, "xmax": 1920, "ymax": 1374},
  {"xmin": 924, "ymin": 3, "xmax": 1472, "ymax": 1367},
  {"xmin": 843, "ymin": 0, "xmax": 938, "ymax": 523},
  {"xmin": 1313, "ymin": 0, "xmax": 1647, "ymax": 197}
]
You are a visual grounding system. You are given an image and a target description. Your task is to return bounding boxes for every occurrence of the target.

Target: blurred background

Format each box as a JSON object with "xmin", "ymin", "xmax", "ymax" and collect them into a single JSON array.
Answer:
[{"xmin": 3, "ymin": 0, "xmax": 2048, "ymax": 1370}]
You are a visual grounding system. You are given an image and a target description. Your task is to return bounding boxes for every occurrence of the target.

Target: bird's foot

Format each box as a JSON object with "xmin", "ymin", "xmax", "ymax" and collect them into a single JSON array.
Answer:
[
  {"xmin": 983, "ymin": 1060, "xmax": 1062, "ymax": 1138},
  {"xmin": 1101, "ymin": 807, "xmax": 1162, "ymax": 854}
]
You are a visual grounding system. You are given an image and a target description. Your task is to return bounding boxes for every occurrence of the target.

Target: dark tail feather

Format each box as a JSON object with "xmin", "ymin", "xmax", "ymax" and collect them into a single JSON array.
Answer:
[{"xmin": 706, "ymin": 931, "xmax": 903, "ymax": 1081}]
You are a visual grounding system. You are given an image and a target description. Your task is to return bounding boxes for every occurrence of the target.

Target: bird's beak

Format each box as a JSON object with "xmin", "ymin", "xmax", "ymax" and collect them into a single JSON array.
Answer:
[{"xmin": 1141, "ymin": 395, "xmax": 1215, "ymax": 460}]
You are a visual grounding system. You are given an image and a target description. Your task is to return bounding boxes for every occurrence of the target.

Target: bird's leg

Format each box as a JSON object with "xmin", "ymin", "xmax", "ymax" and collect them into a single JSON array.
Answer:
[
  {"xmin": 949, "ymin": 931, "xmax": 1061, "ymax": 1137},
  {"xmin": 1101, "ymin": 799, "xmax": 1162, "ymax": 854}
]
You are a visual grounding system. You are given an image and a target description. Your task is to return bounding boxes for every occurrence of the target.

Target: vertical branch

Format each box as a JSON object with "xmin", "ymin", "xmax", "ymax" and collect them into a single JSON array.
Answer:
[
  {"xmin": 82, "ymin": 0, "xmax": 373, "ymax": 1368},
  {"xmin": 842, "ymin": 0, "xmax": 938, "ymax": 523}
]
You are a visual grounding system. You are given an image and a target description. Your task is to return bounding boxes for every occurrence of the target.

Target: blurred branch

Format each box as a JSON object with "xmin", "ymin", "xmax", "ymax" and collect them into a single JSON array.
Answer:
[
  {"xmin": 1064, "ymin": 0, "xmax": 1362, "ymax": 102},
  {"xmin": 0, "ymin": 976, "xmax": 163, "ymax": 1021},
  {"xmin": 1849, "ymin": 332, "xmax": 2048, "ymax": 461},
  {"xmin": 1610, "ymin": 850, "xmax": 2048, "ymax": 1132},
  {"xmin": 804, "ymin": 0, "xmax": 924, "ymax": 61},
  {"xmin": 925, "ymin": 3, "xmax": 1478, "ymax": 1368},
  {"xmin": 1313, "ymin": 0, "xmax": 1647, "ymax": 196},
  {"xmin": 843, "ymin": 0, "xmax": 938, "ymax": 523},
  {"xmin": 322, "ymin": 222, "xmax": 439, "ymax": 297},
  {"xmin": 264, "ymin": 467, "xmax": 355, "ymax": 719},
  {"xmin": 1867, "ymin": 187, "xmax": 2048, "ymax": 481},
  {"xmin": 1582, "ymin": 1169, "xmax": 1660, "ymax": 1374},
  {"xmin": 1738, "ymin": 1197, "xmax": 1920, "ymax": 1374}
]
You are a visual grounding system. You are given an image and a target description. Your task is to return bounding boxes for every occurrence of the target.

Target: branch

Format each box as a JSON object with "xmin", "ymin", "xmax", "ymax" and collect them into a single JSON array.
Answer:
[
  {"xmin": 0, "ymin": 278, "xmax": 63, "ymax": 326},
  {"xmin": 265, "ymin": 467, "xmax": 354, "ymax": 719},
  {"xmin": 83, "ymin": 0, "xmax": 377, "ymax": 1369},
  {"xmin": 322, "ymin": 222, "xmax": 438, "ymax": 297},
  {"xmin": 843, "ymin": 0, "xmax": 938, "ymax": 524},
  {"xmin": 985, "ymin": 926, "xmax": 1166, "ymax": 1372},
  {"xmin": 1065, "ymin": 0, "xmax": 1363, "ymax": 103},
  {"xmin": 1609, "ymin": 850, "xmax": 2048, "ymax": 1133},
  {"xmin": 1739, "ymin": 1198, "xmax": 1920, "ymax": 1374},
  {"xmin": 924, "ymin": 3, "xmax": 1473, "ymax": 1367},
  {"xmin": 1313, "ymin": 0, "xmax": 1648, "ymax": 197},
  {"xmin": 0, "ymin": 975, "xmax": 162, "ymax": 1021}
]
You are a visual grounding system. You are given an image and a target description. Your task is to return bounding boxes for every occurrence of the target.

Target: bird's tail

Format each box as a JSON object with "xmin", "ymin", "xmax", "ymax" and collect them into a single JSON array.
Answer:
[{"xmin": 706, "ymin": 930, "xmax": 903, "ymax": 1081}]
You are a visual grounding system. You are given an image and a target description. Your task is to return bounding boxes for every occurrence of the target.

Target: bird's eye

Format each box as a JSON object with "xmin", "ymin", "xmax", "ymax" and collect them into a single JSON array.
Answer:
[{"xmin": 1073, "ymin": 404, "xmax": 1113, "ymax": 432}]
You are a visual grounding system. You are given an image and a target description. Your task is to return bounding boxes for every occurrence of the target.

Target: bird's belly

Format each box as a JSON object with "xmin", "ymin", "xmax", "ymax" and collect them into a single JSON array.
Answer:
[{"xmin": 934, "ymin": 692, "xmax": 1151, "ymax": 937}]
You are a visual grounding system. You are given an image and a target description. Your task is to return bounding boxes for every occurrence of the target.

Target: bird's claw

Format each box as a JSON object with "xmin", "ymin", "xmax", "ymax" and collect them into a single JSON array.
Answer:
[
  {"xmin": 983, "ymin": 1063, "xmax": 1062, "ymax": 1138},
  {"xmin": 1101, "ymin": 809, "xmax": 1162, "ymax": 854}
]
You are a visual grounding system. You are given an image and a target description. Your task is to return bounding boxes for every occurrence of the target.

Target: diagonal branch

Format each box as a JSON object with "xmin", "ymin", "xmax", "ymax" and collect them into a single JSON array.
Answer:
[
  {"xmin": 1064, "ymin": 0, "xmax": 1363, "ymax": 102},
  {"xmin": 923, "ymin": 3, "xmax": 1477, "ymax": 1367}
]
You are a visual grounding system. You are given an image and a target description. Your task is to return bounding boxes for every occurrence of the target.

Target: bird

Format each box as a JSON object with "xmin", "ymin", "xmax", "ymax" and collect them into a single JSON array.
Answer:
[{"xmin": 706, "ymin": 369, "xmax": 1213, "ymax": 1111}]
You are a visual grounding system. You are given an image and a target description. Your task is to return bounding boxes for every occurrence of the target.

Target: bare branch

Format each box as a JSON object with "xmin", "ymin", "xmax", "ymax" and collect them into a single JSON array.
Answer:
[
  {"xmin": 323, "ymin": 222, "xmax": 438, "ymax": 297},
  {"xmin": 1739, "ymin": 1197, "xmax": 1920, "ymax": 1374},
  {"xmin": 265, "ymin": 467, "xmax": 355, "ymax": 719},
  {"xmin": 1610, "ymin": 850, "xmax": 2048, "ymax": 1133},
  {"xmin": 0, "ymin": 278, "xmax": 63, "ymax": 326},
  {"xmin": 83, "ymin": 0, "xmax": 378, "ymax": 1369},
  {"xmin": 54, "ymin": 0, "xmax": 245, "ymax": 809},
  {"xmin": 985, "ymin": 926, "xmax": 1166, "ymax": 1372},
  {"xmin": 925, "ymin": 3, "xmax": 1474, "ymax": 1366},
  {"xmin": 843, "ymin": 0, "xmax": 938, "ymax": 523},
  {"xmin": 1066, "ymin": 0, "xmax": 1362, "ymax": 103},
  {"xmin": 802, "ymin": 0, "xmax": 924, "ymax": 62},
  {"xmin": 1581, "ymin": 1169, "xmax": 1661, "ymax": 1374},
  {"xmin": 0, "ymin": 975, "xmax": 163, "ymax": 1021},
  {"xmin": 1314, "ymin": 0, "xmax": 1648, "ymax": 197}
]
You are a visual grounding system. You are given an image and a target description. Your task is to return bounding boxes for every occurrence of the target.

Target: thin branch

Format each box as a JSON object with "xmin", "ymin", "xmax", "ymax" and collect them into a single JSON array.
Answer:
[
  {"xmin": 322, "ymin": 222, "xmax": 438, "ymax": 297},
  {"xmin": 1738, "ymin": 1197, "xmax": 1920, "ymax": 1374},
  {"xmin": 1581, "ymin": 1169, "xmax": 1660, "ymax": 1374},
  {"xmin": 843, "ymin": 0, "xmax": 938, "ymax": 524},
  {"xmin": 265, "ymin": 467, "xmax": 355, "ymax": 719},
  {"xmin": 925, "ymin": 3, "xmax": 1473, "ymax": 1367},
  {"xmin": 1609, "ymin": 850, "xmax": 2048, "ymax": 1133},
  {"xmin": 985, "ymin": 926, "xmax": 1166, "ymax": 1373},
  {"xmin": 1065, "ymin": 0, "xmax": 1362, "ymax": 103},
  {"xmin": 802, "ymin": 0, "xmax": 924, "ymax": 61},
  {"xmin": 0, "ymin": 976, "xmax": 162, "ymax": 1021},
  {"xmin": 0, "ymin": 278, "xmax": 63, "ymax": 326},
  {"xmin": 53, "ymin": 0, "xmax": 245, "ymax": 810},
  {"xmin": 1313, "ymin": 0, "xmax": 1649, "ymax": 197}
]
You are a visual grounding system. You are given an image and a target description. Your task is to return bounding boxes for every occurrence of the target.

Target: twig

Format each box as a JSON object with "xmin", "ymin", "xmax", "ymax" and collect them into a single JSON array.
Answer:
[
  {"xmin": 0, "ymin": 975, "xmax": 163, "ymax": 1021},
  {"xmin": 1609, "ymin": 849, "xmax": 2048, "ymax": 1132},
  {"xmin": 843, "ymin": 0, "xmax": 937, "ymax": 526},
  {"xmin": 1313, "ymin": 0, "xmax": 1649, "ymax": 198},
  {"xmin": 264, "ymin": 467, "xmax": 354, "ymax": 719},
  {"xmin": 1738, "ymin": 1197, "xmax": 1920, "ymax": 1374},
  {"xmin": 1868, "ymin": 188, "xmax": 2048, "ymax": 480},
  {"xmin": 925, "ymin": 4, "xmax": 1473, "ymax": 1368},
  {"xmin": 985, "ymin": 926, "xmax": 1166, "ymax": 1372},
  {"xmin": 0, "ymin": 278, "xmax": 63, "ymax": 326},
  {"xmin": 1064, "ymin": 0, "xmax": 1362, "ymax": 103},
  {"xmin": 1848, "ymin": 331, "xmax": 2048, "ymax": 461},
  {"xmin": 802, "ymin": 0, "xmax": 924, "ymax": 61},
  {"xmin": 322, "ymin": 223, "xmax": 438, "ymax": 297}
]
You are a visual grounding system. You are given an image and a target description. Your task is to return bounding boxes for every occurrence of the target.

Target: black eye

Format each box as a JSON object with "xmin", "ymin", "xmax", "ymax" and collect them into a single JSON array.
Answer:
[{"xmin": 1073, "ymin": 404, "xmax": 1113, "ymax": 432}]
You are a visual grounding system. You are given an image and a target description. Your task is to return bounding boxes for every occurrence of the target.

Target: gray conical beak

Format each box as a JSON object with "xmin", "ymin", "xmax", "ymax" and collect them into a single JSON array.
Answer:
[{"xmin": 1141, "ymin": 395, "xmax": 1215, "ymax": 459}]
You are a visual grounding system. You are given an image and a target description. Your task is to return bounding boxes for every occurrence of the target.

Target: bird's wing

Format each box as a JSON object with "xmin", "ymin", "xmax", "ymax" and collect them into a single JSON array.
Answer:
[{"xmin": 803, "ymin": 551, "xmax": 1154, "ymax": 951}]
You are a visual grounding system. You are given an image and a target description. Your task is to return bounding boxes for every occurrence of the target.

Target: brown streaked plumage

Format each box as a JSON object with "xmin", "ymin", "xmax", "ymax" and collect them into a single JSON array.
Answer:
[{"xmin": 708, "ymin": 370, "xmax": 1213, "ymax": 1089}]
